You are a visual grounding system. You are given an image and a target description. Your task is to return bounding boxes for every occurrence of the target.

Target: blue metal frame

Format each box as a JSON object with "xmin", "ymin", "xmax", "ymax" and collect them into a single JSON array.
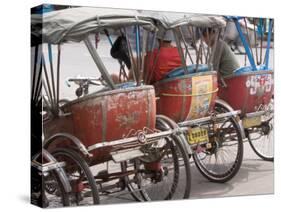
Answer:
[
  {"xmin": 232, "ymin": 17, "xmax": 257, "ymax": 70},
  {"xmin": 265, "ymin": 19, "xmax": 273, "ymax": 69},
  {"xmin": 257, "ymin": 18, "xmax": 264, "ymax": 37},
  {"xmin": 135, "ymin": 25, "xmax": 141, "ymax": 57},
  {"xmin": 47, "ymin": 43, "xmax": 53, "ymax": 63},
  {"xmin": 106, "ymin": 36, "xmax": 113, "ymax": 46},
  {"xmin": 226, "ymin": 16, "xmax": 273, "ymax": 71},
  {"xmin": 104, "ymin": 29, "xmax": 113, "ymax": 46}
]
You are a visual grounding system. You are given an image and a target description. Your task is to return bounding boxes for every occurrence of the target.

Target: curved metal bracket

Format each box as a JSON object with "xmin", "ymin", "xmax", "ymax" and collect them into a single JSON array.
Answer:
[{"xmin": 43, "ymin": 133, "xmax": 92, "ymax": 157}]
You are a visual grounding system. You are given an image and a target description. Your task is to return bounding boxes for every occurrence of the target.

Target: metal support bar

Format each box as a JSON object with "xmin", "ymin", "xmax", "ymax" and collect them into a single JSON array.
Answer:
[
  {"xmin": 48, "ymin": 44, "xmax": 57, "ymax": 106},
  {"xmin": 34, "ymin": 81, "xmax": 42, "ymax": 106},
  {"xmin": 253, "ymin": 18, "xmax": 259, "ymax": 64},
  {"xmin": 34, "ymin": 49, "xmax": 42, "ymax": 103},
  {"xmin": 84, "ymin": 36, "xmax": 116, "ymax": 90},
  {"xmin": 178, "ymin": 110, "xmax": 241, "ymax": 128},
  {"xmin": 56, "ymin": 44, "xmax": 61, "ymax": 112},
  {"xmin": 173, "ymin": 28, "xmax": 188, "ymax": 74},
  {"xmin": 179, "ymin": 27, "xmax": 194, "ymax": 64},
  {"xmin": 123, "ymin": 28, "xmax": 137, "ymax": 82},
  {"xmin": 42, "ymin": 78, "xmax": 54, "ymax": 112},
  {"xmin": 31, "ymin": 45, "xmax": 38, "ymax": 101},
  {"xmin": 265, "ymin": 19, "xmax": 273, "ymax": 69},
  {"xmin": 144, "ymin": 31, "xmax": 156, "ymax": 83},
  {"xmin": 245, "ymin": 109, "xmax": 273, "ymax": 118},
  {"xmin": 233, "ymin": 18, "xmax": 257, "ymax": 70},
  {"xmin": 135, "ymin": 25, "xmax": 141, "ymax": 85},
  {"xmin": 259, "ymin": 18, "xmax": 264, "ymax": 65},
  {"xmin": 243, "ymin": 18, "xmax": 255, "ymax": 64},
  {"xmin": 42, "ymin": 55, "xmax": 55, "ymax": 109},
  {"xmin": 32, "ymin": 160, "xmax": 66, "ymax": 173},
  {"xmin": 87, "ymin": 129, "xmax": 173, "ymax": 152},
  {"xmin": 140, "ymin": 29, "xmax": 148, "ymax": 82}
]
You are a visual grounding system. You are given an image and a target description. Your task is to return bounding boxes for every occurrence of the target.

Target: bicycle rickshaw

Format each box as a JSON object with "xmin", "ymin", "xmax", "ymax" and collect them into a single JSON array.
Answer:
[
  {"xmin": 218, "ymin": 17, "xmax": 274, "ymax": 161},
  {"xmin": 140, "ymin": 13, "xmax": 245, "ymax": 183},
  {"xmin": 31, "ymin": 6, "xmax": 192, "ymax": 206}
]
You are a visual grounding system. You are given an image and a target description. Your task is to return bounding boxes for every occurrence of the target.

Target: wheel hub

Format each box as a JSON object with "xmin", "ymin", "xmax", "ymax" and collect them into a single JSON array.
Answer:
[{"xmin": 261, "ymin": 122, "xmax": 271, "ymax": 135}]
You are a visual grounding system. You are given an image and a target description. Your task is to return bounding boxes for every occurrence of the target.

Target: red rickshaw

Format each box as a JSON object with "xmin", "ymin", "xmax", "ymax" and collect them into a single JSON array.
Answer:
[
  {"xmin": 141, "ymin": 13, "xmax": 245, "ymax": 183},
  {"xmin": 218, "ymin": 16, "xmax": 274, "ymax": 161},
  {"xmin": 31, "ymin": 6, "xmax": 192, "ymax": 206}
]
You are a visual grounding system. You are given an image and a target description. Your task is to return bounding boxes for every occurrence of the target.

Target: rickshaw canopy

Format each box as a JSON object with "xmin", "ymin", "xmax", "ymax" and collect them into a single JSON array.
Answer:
[
  {"xmin": 140, "ymin": 11, "xmax": 226, "ymax": 29},
  {"xmin": 170, "ymin": 15, "xmax": 226, "ymax": 29},
  {"xmin": 31, "ymin": 7, "xmax": 158, "ymax": 44}
]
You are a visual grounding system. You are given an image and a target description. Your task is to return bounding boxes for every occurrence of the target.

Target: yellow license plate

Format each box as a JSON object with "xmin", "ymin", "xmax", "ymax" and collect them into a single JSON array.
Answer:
[
  {"xmin": 242, "ymin": 116, "xmax": 262, "ymax": 128},
  {"xmin": 187, "ymin": 127, "xmax": 209, "ymax": 145}
]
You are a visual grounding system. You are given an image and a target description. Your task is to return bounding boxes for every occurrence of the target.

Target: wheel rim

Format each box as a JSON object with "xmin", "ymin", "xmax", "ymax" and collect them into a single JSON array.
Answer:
[
  {"xmin": 43, "ymin": 171, "xmax": 70, "ymax": 207},
  {"xmin": 193, "ymin": 103, "xmax": 243, "ymax": 182},
  {"xmin": 131, "ymin": 138, "xmax": 180, "ymax": 201},
  {"xmin": 52, "ymin": 149, "xmax": 99, "ymax": 206},
  {"xmin": 248, "ymin": 117, "xmax": 274, "ymax": 160}
]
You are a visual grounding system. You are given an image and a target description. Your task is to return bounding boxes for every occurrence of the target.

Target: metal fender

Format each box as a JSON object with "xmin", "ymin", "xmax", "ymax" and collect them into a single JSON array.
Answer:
[
  {"xmin": 156, "ymin": 115, "xmax": 193, "ymax": 155},
  {"xmin": 43, "ymin": 133, "xmax": 92, "ymax": 157}
]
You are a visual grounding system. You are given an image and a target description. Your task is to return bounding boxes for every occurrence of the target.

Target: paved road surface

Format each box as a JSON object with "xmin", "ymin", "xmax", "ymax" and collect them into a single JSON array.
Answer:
[{"xmin": 98, "ymin": 142, "xmax": 273, "ymax": 204}]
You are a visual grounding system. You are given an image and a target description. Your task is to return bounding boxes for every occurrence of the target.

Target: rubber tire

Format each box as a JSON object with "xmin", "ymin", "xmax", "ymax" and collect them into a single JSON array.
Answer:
[
  {"xmin": 51, "ymin": 148, "xmax": 100, "ymax": 205},
  {"xmin": 45, "ymin": 170, "xmax": 71, "ymax": 207},
  {"xmin": 127, "ymin": 115, "xmax": 191, "ymax": 200},
  {"xmin": 193, "ymin": 102, "xmax": 244, "ymax": 183},
  {"xmin": 248, "ymin": 130, "xmax": 274, "ymax": 162}
]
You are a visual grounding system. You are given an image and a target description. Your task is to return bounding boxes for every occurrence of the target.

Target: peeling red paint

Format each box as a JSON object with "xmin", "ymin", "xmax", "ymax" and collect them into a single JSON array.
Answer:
[
  {"xmin": 44, "ymin": 86, "xmax": 156, "ymax": 162},
  {"xmin": 218, "ymin": 71, "xmax": 273, "ymax": 115}
]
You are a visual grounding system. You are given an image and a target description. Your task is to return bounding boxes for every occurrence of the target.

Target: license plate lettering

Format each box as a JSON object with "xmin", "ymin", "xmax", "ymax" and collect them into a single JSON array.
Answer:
[{"xmin": 187, "ymin": 127, "xmax": 209, "ymax": 145}]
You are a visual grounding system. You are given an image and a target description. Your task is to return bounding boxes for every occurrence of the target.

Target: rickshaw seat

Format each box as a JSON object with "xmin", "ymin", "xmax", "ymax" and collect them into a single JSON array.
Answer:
[
  {"xmin": 165, "ymin": 64, "xmax": 209, "ymax": 78},
  {"xmin": 233, "ymin": 65, "xmax": 272, "ymax": 76},
  {"xmin": 117, "ymin": 81, "xmax": 137, "ymax": 89}
]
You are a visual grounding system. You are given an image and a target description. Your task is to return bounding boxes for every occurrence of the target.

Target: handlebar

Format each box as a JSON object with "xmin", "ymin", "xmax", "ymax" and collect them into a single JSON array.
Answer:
[
  {"xmin": 66, "ymin": 76, "xmax": 106, "ymax": 97},
  {"xmin": 66, "ymin": 76, "xmax": 104, "ymax": 87}
]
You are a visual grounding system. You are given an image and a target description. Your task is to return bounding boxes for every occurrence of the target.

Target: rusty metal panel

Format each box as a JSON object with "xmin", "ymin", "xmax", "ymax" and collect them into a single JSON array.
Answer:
[
  {"xmin": 44, "ymin": 85, "xmax": 156, "ymax": 161},
  {"xmin": 218, "ymin": 71, "xmax": 273, "ymax": 115}
]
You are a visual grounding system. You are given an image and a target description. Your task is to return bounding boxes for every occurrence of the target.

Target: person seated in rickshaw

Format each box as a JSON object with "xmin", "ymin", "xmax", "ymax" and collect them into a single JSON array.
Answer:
[
  {"xmin": 145, "ymin": 29, "xmax": 182, "ymax": 83},
  {"xmin": 109, "ymin": 29, "xmax": 182, "ymax": 84},
  {"xmin": 202, "ymin": 28, "xmax": 240, "ymax": 78}
]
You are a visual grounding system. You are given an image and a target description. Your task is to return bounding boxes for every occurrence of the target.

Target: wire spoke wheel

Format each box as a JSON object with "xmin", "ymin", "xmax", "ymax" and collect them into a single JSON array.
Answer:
[
  {"xmin": 248, "ymin": 98, "xmax": 274, "ymax": 161},
  {"xmin": 193, "ymin": 102, "xmax": 244, "ymax": 183},
  {"xmin": 51, "ymin": 148, "xmax": 100, "ymax": 206},
  {"xmin": 43, "ymin": 170, "xmax": 71, "ymax": 207},
  {"xmin": 125, "ymin": 116, "xmax": 191, "ymax": 201}
]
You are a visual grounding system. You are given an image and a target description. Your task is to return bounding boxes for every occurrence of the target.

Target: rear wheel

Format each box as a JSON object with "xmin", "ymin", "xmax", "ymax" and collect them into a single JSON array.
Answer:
[
  {"xmin": 51, "ymin": 148, "xmax": 100, "ymax": 205},
  {"xmin": 248, "ymin": 98, "xmax": 274, "ymax": 161},
  {"xmin": 125, "ymin": 115, "xmax": 191, "ymax": 201},
  {"xmin": 193, "ymin": 101, "xmax": 244, "ymax": 183},
  {"xmin": 43, "ymin": 170, "xmax": 71, "ymax": 207},
  {"xmin": 32, "ymin": 150, "xmax": 71, "ymax": 208}
]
